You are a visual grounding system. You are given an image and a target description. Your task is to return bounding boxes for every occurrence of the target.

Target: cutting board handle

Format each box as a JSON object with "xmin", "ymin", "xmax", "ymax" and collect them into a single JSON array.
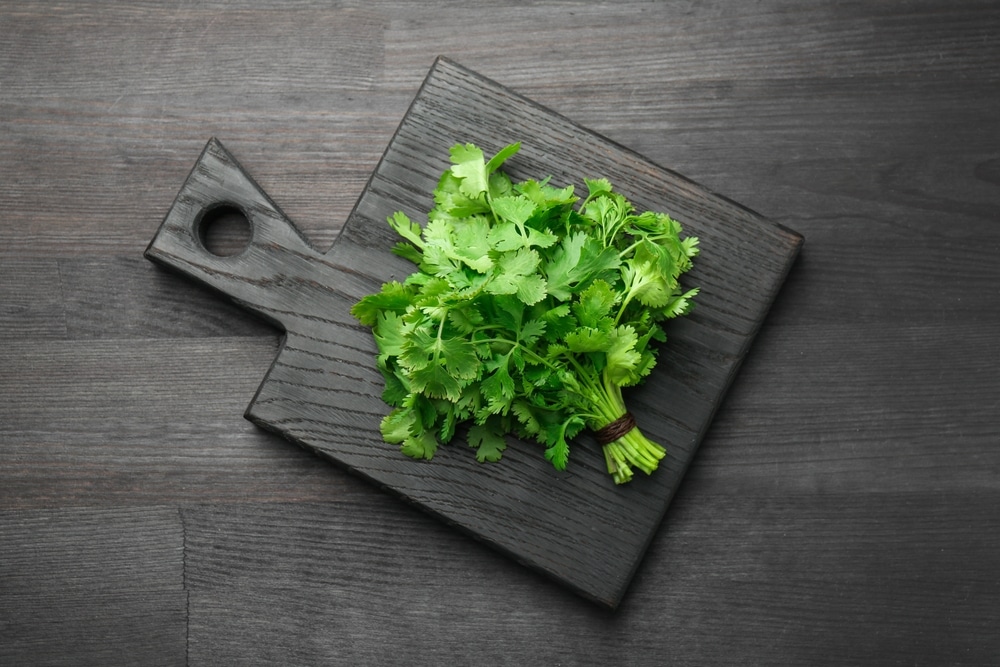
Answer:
[{"xmin": 144, "ymin": 138, "xmax": 320, "ymax": 331}]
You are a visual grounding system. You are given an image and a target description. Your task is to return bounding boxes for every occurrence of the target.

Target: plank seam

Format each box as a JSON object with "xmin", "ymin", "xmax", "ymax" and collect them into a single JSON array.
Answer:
[{"xmin": 179, "ymin": 506, "xmax": 191, "ymax": 667}]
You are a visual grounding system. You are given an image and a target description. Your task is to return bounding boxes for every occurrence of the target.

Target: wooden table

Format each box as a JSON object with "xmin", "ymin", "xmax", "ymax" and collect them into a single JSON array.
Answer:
[{"xmin": 2, "ymin": 2, "xmax": 998, "ymax": 664}]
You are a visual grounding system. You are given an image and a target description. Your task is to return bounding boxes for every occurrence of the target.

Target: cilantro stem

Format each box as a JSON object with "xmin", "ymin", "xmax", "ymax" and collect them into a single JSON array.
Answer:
[
  {"xmin": 474, "ymin": 335, "xmax": 562, "ymax": 375},
  {"xmin": 614, "ymin": 295, "xmax": 634, "ymax": 327},
  {"xmin": 618, "ymin": 238, "xmax": 643, "ymax": 258},
  {"xmin": 431, "ymin": 308, "xmax": 449, "ymax": 365}
]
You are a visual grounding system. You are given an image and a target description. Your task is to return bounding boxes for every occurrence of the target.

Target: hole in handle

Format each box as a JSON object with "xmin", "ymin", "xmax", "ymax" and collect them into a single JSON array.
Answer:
[{"xmin": 198, "ymin": 204, "xmax": 252, "ymax": 257}]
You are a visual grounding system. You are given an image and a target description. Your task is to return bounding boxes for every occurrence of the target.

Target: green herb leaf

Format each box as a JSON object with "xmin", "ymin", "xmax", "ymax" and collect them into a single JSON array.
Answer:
[{"xmin": 468, "ymin": 418, "xmax": 508, "ymax": 463}]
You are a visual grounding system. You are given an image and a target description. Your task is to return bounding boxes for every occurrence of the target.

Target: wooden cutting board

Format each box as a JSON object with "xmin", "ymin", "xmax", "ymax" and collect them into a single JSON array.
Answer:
[{"xmin": 145, "ymin": 57, "xmax": 802, "ymax": 609}]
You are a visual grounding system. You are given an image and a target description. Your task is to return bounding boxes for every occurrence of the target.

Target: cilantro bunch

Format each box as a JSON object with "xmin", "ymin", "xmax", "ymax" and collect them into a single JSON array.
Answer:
[{"xmin": 351, "ymin": 142, "xmax": 699, "ymax": 484}]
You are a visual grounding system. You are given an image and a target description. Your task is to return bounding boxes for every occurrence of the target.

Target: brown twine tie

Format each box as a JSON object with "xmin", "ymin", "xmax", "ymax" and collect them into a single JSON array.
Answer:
[{"xmin": 594, "ymin": 412, "xmax": 637, "ymax": 445}]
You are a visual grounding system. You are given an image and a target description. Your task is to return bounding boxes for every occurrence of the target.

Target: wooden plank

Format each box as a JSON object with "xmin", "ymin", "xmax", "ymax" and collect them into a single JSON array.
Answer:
[
  {"xmin": 183, "ymin": 493, "xmax": 1000, "ymax": 665},
  {"xmin": 188, "ymin": 579, "xmax": 1000, "ymax": 667},
  {"xmin": 145, "ymin": 58, "xmax": 801, "ymax": 608},
  {"xmin": 0, "ymin": 3, "xmax": 390, "ymax": 258},
  {"xmin": 0, "ymin": 507, "xmax": 187, "ymax": 666},
  {"xmin": 0, "ymin": 258, "xmax": 68, "ymax": 339},
  {"xmin": 58, "ymin": 255, "xmax": 278, "ymax": 339},
  {"xmin": 0, "ymin": 506, "xmax": 184, "ymax": 595},
  {"xmin": 690, "ymin": 320, "xmax": 1000, "ymax": 495},
  {"xmin": 0, "ymin": 339, "xmax": 370, "ymax": 509},
  {"xmin": 0, "ymin": 592, "xmax": 188, "ymax": 667}
]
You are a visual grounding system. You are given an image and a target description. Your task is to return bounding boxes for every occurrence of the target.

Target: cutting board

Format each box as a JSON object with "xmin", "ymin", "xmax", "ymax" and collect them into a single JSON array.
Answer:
[{"xmin": 145, "ymin": 57, "xmax": 802, "ymax": 609}]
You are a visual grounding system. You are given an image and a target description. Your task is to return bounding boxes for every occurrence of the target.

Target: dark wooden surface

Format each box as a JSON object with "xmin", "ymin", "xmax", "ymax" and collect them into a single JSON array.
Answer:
[
  {"xmin": 144, "ymin": 59, "xmax": 800, "ymax": 608},
  {"xmin": 2, "ymin": 1, "xmax": 998, "ymax": 664}
]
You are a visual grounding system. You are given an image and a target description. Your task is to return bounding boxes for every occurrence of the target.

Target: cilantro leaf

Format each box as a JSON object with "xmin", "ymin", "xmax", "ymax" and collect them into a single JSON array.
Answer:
[
  {"xmin": 486, "ymin": 248, "xmax": 546, "ymax": 305},
  {"xmin": 487, "ymin": 221, "xmax": 526, "ymax": 252},
  {"xmin": 350, "ymin": 281, "xmax": 413, "ymax": 326},
  {"xmin": 516, "ymin": 179, "xmax": 577, "ymax": 208},
  {"xmin": 584, "ymin": 177, "xmax": 613, "ymax": 199},
  {"xmin": 485, "ymin": 142, "xmax": 521, "ymax": 173},
  {"xmin": 544, "ymin": 437, "xmax": 570, "ymax": 470},
  {"xmin": 491, "ymin": 195, "xmax": 536, "ymax": 226},
  {"xmin": 380, "ymin": 408, "xmax": 439, "ymax": 460},
  {"xmin": 518, "ymin": 318, "xmax": 546, "ymax": 346},
  {"xmin": 468, "ymin": 419, "xmax": 508, "ymax": 463},
  {"xmin": 433, "ymin": 171, "xmax": 491, "ymax": 218},
  {"xmin": 449, "ymin": 143, "xmax": 489, "ymax": 199},
  {"xmin": 573, "ymin": 279, "xmax": 618, "ymax": 328},
  {"xmin": 545, "ymin": 232, "xmax": 620, "ymax": 300},
  {"xmin": 605, "ymin": 325, "xmax": 643, "ymax": 386},
  {"xmin": 391, "ymin": 242, "xmax": 423, "ymax": 265},
  {"xmin": 565, "ymin": 326, "xmax": 612, "ymax": 353},
  {"xmin": 373, "ymin": 311, "xmax": 407, "ymax": 358},
  {"xmin": 481, "ymin": 359, "xmax": 515, "ymax": 414},
  {"xmin": 387, "ymin": 211, "xmax": 424, "ymax": 249},
  {"xmin": 451, "ymin": 216, "xmax": 494, "ymax": 273},
  {"xmin": 408, "ymin": 363, "xmax": 465, "ymax": 402},
  {"xmin": 399, "ymin": 327, "xmax": 479, "ymax": 381}
]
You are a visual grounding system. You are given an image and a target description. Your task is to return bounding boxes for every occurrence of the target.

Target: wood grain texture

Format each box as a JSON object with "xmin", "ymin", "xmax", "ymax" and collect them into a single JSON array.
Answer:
[
  {"xmin": 0, "ymin": 337, "xmax": 369, "ymax": 508},
  {"xmin": 0, "ymin": 592, "xmax": 188, "ymax": 667},
  {"xmin": 143, "ymin": 58, "xmax": 801, "ymax": 608},
  {"xmin": 0, "ymin": 506, "xmax": 184, "ymax": 594},
  {"xmin": 181, "ymin": 494, "xmax": 1000, "ymax": 665},
  {"xmin": 0, "ymin": 507, "xmax": 187, "ymax": 666},
  {"xmin": 2, "ymin": 0, "xmax": 999, "ymax": 663}
]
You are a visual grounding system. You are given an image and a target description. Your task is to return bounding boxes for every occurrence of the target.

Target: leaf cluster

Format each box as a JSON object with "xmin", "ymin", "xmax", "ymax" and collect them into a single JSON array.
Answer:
[{"xmin": 352, "ymin": 142, "xmax": 699, "ymax": 471}]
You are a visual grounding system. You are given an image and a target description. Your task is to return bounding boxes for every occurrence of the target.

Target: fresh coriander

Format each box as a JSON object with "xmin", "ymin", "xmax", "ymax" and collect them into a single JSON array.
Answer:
[{"xmin": 351, "ymin": 142, "xmax": 699, "ymax": 484}]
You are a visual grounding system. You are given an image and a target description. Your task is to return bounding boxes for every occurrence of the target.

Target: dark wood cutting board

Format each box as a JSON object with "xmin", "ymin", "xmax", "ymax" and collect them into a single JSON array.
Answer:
[{"xmin": 145, "ymin": 57, "xmax": 802, "ymax": 609}]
